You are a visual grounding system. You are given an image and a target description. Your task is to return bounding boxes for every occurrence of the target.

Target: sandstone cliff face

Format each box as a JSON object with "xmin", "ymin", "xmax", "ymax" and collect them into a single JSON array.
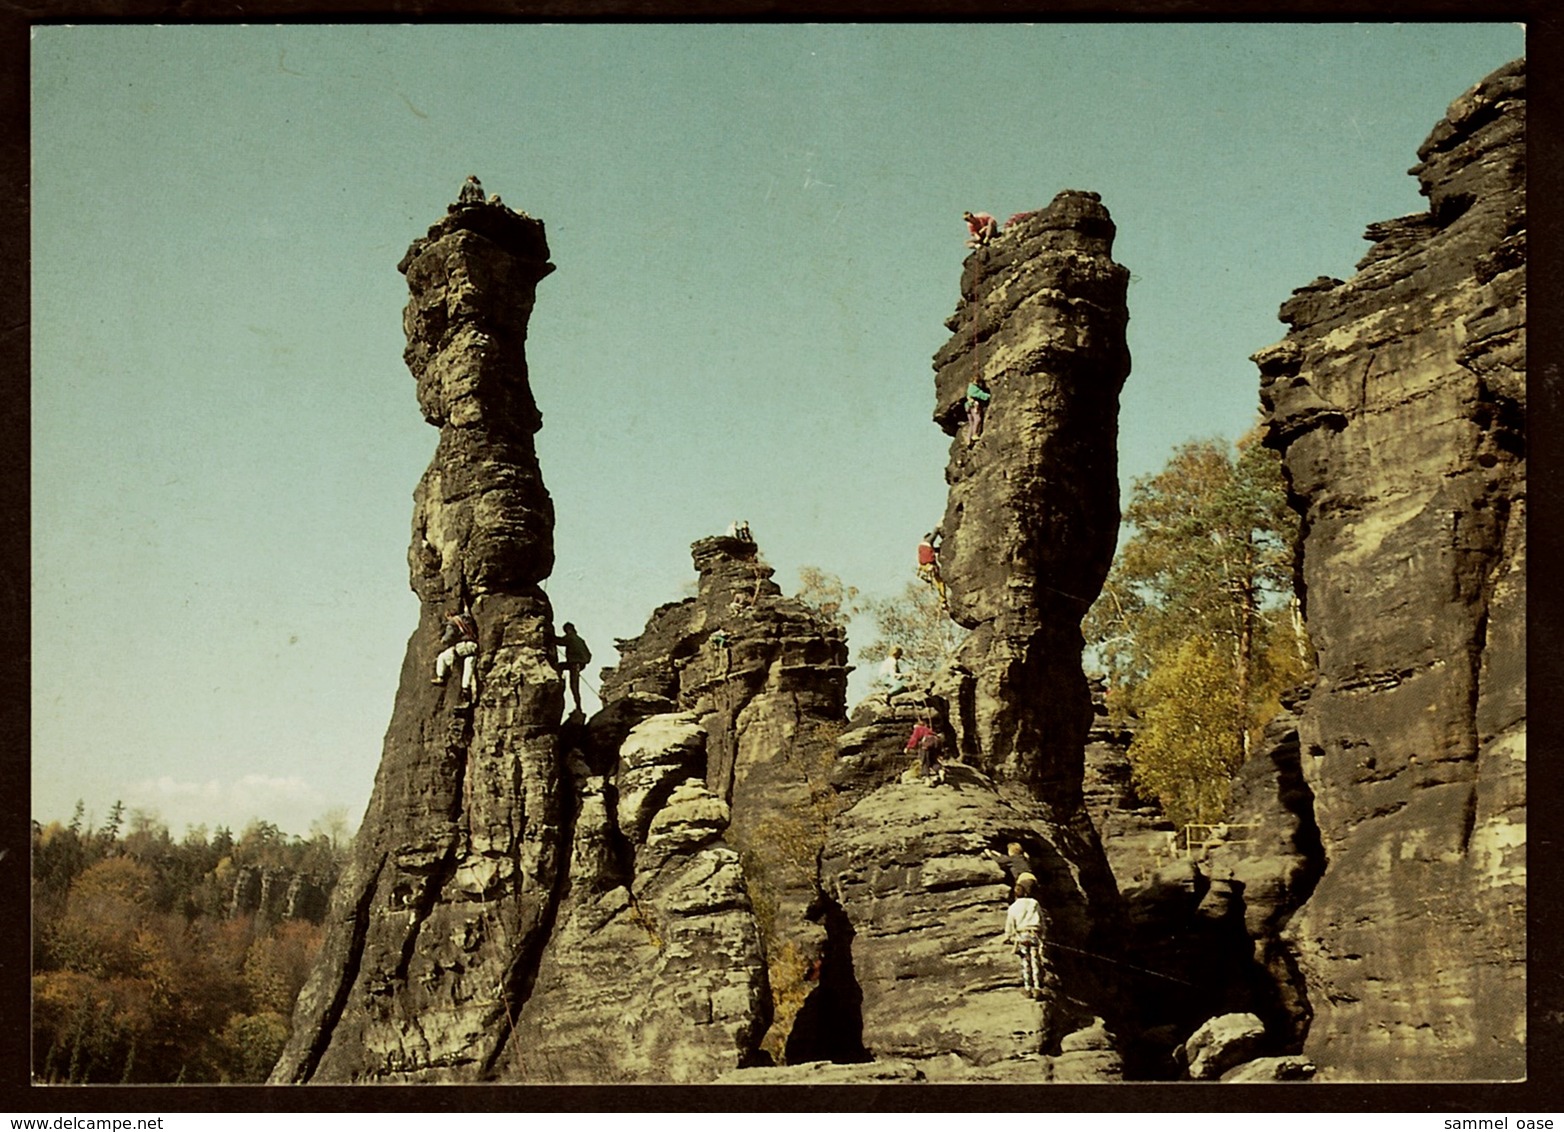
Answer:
[
  {"xmin": 501, "ymin": 718, "xmax": 770, "ymax": 1082},
  {"xmin": 227, "ymin": 865, "xmax": 333, "ymax": 924},
  {"xmin": 272, "ymin": 200, "xmax": 565, "ymax": 1083},
  {"xmin": 1252, "ymin": 59, "xmax": 1525, "ymax": 1080}
]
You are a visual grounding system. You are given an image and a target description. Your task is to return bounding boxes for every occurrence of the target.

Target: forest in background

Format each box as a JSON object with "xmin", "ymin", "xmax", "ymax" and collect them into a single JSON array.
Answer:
[{"xmin": 31, "ymin": 804, "xmax": 348, "ymax": 1083}]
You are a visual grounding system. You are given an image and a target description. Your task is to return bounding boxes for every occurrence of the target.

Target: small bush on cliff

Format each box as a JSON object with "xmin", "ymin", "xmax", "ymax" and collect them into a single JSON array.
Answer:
[{"xmin": 1087, "ymin": 434, "xmax": 1312, "ymax": 825}]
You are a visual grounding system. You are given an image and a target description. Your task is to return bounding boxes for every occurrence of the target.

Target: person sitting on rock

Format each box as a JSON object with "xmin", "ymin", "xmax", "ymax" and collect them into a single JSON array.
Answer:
[
  {"xmin": 1004, "ymin": 874, "xmax": 1045, "ymax": 1000},
  {"xmin": 725, "ymin": 519, "xmax": 754, "ymax": 543},
  {"xmin": 916, "ymin": 529, "xmax": 947, "ymax": 603},
  {"xmin": 874, "ymin": 646, "xmax": 908, "ymax": 699},
  {"xmin": 458, "ymin": 174, "xmax": 485, "ymax": 205},
  {"xmin": 555, "ymin": 621, "xmax": 592, "ymax": 713},
  {"xmin": 963, "ymin": 210, "xmax": 1001, "ymax": 248},
  {"xmin": 965, "ymin": 378, "xmax": 991, "ymax": 445},
  {"xmin": 433, "ymin": 609, "xmax": 480, "ymax": 707}
]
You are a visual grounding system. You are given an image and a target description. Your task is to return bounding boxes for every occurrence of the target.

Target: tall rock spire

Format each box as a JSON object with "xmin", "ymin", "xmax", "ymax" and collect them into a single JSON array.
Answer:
[
  {"xmin": 932, "ymin": 190, "xmax": 1132, "ymax": 808},
  {"xmin": 272, "ymin": 196, "xmax": 566, "ymax": 1083}
]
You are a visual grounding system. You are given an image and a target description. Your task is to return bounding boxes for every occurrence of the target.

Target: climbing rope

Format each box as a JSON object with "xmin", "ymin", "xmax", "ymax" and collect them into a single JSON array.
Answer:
[{"xmin": 1044, "ymin": 939, "xmax": 1197, "ymax": 988}]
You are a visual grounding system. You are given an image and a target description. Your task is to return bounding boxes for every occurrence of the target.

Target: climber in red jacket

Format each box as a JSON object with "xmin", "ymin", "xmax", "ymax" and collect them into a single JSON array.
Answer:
[
  {"xmin": 964, "ymin": 210, "xmax": 1000, "ymax": 248},
  {"xmin": 917, "ymin": 529, "xmax": 947, "ymax": 603}
]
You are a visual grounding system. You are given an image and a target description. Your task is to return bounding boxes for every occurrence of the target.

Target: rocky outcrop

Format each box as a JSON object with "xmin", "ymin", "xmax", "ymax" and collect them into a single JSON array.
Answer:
[
  {"xmin": 227, "ymin": 866, "xmax": 333, "ymax": 924},
  {"xmin": 821, "ymin": 772, "xmax": 1122, "ymax": 1081},
  {"xmin": 777, "ymin": 191, "xmax": 1136, "ymax": 1084},
  {"xmin": 272, "ymin": 196, "xmax": 565, "ymax": 1083},
  {"xmin": 501, "ymin": 732, "xmax": 769, "ymax": 1083},
  {"xmin": 1253, "ymin": 60, "xmax": 1525, "ymax": 1080},
  {"xmin": 593, "ymin": 536, "xmax": 851, "ymax": 1064}
]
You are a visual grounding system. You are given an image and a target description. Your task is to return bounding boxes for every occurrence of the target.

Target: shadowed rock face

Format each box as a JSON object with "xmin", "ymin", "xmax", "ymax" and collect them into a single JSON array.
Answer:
[
  {"xmin": 931, "ymin": 191, "xmax": 1132, "ymax": 806},
  {"xmin": 1253, "ymin": 59, "xmax": 1525, "ymax": 1080},
  {"xmin": 271, "ymin": 200, "xmax": 565, "ymax": 1083}
]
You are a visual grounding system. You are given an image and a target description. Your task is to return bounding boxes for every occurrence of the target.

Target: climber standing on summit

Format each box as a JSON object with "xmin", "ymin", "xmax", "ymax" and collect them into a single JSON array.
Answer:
[
  {"xmin": 433, "ymin": 608, "xmax": 480, "ymax": 708},
  {"xmin": 963, "ymin": 210, "xmax": 1000, "ymax": 248},
  {"xmin": 555, "ymin": 622, "xmax": 592, "ymax": 714}
]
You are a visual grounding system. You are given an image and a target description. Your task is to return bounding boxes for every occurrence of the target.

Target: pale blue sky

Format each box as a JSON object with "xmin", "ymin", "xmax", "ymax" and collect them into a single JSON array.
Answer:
[{"xmin": 31, "ymin": 23, "xmax": 1525, "ymax": 836}]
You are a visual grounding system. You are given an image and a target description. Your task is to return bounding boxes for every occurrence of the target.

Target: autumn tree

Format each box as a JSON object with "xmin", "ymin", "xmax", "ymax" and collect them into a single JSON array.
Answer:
[
  {"xmin": 854, "ymin": 581, "xmax": 967, "ymax": 684},
  {"xmin": 796, "ymin": 567, "xmax": 966, "ymax": 687},
  {"xmin": 32, "ymin": 809, "xmax": 344, "ymax": 1082},
  {"xmin": 1085, "ymin": 435, "xmax": 1311, "ymax": 824}
]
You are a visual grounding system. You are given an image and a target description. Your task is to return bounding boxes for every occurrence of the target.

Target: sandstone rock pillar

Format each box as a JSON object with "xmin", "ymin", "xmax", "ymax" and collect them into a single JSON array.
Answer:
[
  {"xmin": 272, "ymin": 199, "xmax": 565, "ymax": 1082},
  {"xmin": 932, "ymin": 190, "xmax": 1132, "ymax": 810},
  {"xmin": 1253, "ymin": 60, "xmax": 1525, "ymax": 1080}
]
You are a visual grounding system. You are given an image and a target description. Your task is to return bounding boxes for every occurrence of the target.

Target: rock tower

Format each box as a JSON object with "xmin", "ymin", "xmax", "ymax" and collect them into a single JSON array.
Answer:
[
  {"xmin": 795, "ymin": 192, "xmax": 1137, "ymax": 1081},
  {"xmin": 272, "ymin": 198, "xmax": 565, "ymax": 1082},
  {"xmin": 1252, "ymin": 60, "xmax": 1526, "ymax": 1079},
  {"xmin": 932, "ymin": 191, "xmax": 1132, "ymax": 810}
]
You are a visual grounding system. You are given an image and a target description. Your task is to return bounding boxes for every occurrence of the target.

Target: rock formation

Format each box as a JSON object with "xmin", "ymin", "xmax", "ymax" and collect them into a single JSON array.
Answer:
[
  {"xmin": 499, "ymin": 721, "xmax": 771, "ymax": 1083},
  {"xmin": 1251, "ymin": 59, "xmax": 1526, "ymax": 1079},
  {"xmin": 931, "ymin": 191, "xmax": 1131, "ymax": 808},
  {"xmin": 272, "ymin": 196, "xmax": 565, "ymax": 1082},
  {"xmin": 227, "ymin": 865, "xmax": 333, "ymax": 924},
  {"xmin": 586, "ymin": 536, "xmax": 851, "ymax": 1065},
  {"xmin": 794, "ymin": 191, "xmax": 1136, "ymax": 1082}
]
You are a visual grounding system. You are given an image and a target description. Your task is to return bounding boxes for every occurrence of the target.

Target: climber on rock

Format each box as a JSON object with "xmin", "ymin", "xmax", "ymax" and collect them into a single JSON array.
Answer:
[
  {"xmin": 965, "ymin": 377, "xmax": 991, "ymax": 445},
  {"xmin": 726, "ymin": 519, "xmax": 754, "ymax": 543},
  {"xmin": 996, "ymin": 842, "xmax": 1038, "ymax": 894},
  {"xmin": 916, "ymin": 529, "xmax": 947, "ymax": 603},
  {"xmin": 963, "ymin": 210, "xmax": 1001, "ymax": 248},
  {"xmin": 458, "ymin": 174, "xmax": 485, "ymax": 205},
  {"xmin": 917, "ymin": 727, "xmax": 947, "ymax": 787},
  {"xmin": 1004, "ymin": 874, "xmax": 1046, "ymax": 1000},
  {"xmin": 555, "ymin": 622, "xmax": 592, "ymax": 713},
  {"xmin": 433, "ymin": 609, "xmax": 480, "ymax": 707}
]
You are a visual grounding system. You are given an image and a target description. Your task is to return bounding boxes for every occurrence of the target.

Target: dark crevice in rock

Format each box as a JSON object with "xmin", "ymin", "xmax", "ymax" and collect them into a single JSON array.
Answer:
[
  {"xmin": 784, "ymin": 893, "xmax": 868, "ymax": 1065},
  {"xmin": 294, "ymin": 853, "xmax": 386, "ymax": 1083},
  {"xmin": 481, "ymin": 761, "xmax": 579, "ymax": 1079}
]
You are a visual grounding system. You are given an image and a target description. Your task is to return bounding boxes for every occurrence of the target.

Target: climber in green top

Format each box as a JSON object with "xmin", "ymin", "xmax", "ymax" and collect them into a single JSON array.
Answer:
[
  {"xmin": 556, "ymin": 622, "xmax": 592, "ymax": 713},
  {"xmin": 966, "ymin": 377, "xmax": 991, "ymax": 445}
]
